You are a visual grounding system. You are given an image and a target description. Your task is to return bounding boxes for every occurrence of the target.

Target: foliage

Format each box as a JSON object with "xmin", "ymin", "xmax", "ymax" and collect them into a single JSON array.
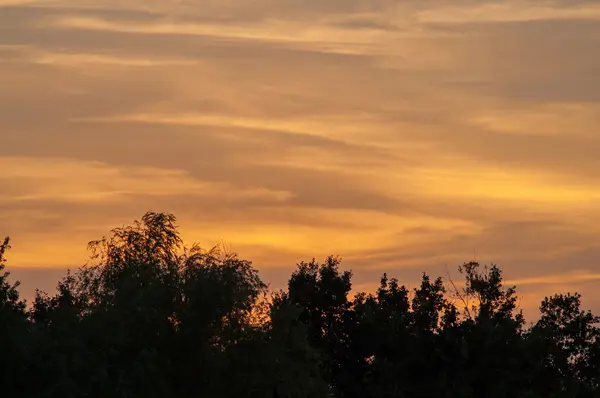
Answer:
[{"xmin": 1, "ymin": 213, "xmax": 599, "ymax": 398}]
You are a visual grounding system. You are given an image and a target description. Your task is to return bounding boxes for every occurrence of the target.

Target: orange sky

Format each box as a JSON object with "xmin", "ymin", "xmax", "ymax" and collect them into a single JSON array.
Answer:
[{"xmin": 2, "ymin": 0, "xmax": 600, "ymax": 320}]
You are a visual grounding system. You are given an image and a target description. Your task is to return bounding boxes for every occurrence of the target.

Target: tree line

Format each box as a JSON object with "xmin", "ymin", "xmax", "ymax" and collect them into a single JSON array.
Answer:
[{"xmin": 1, "ymin": 212, "xmax": 599, "ymax": 397}]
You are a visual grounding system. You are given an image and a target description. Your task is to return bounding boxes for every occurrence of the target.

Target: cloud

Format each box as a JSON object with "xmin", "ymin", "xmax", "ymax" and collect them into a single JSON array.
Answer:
[
  {"xmin": 1, "ymin": 0, "xmax": 600, "ymax": 320},
  {"xmin": 507, "ymin": 271, "xmax": 600, "ymax": 287},
  {"xmin": 0, "ymin": 157, "xmax": 294, "ymax": 204},
  {"xmin": 47, "ymin": 15, "xmax": 384, "ymax": 46},
  {"xmin": 467, "ymin": 103, "xmax": 600, "ymax": 137},
  {"xmin": 416, "ymin": 3, "xmax": 600, "ymax": 24}
]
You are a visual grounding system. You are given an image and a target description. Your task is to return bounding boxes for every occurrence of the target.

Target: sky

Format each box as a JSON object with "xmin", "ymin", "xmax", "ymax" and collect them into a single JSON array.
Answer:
[{"xmin": 1, "ymin": 0, "xmax": 600, "ymax": 320}]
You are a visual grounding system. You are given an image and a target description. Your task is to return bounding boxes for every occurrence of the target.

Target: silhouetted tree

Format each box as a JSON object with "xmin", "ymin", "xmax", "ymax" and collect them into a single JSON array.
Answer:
[
  {"xmin": 0, "ymin": 237, "xmax": 31, "ymax": 394},
  {"xmin": 1, "ymin": 213, "xmax": 599, "ymax": 398},
  {"xmin": 528, "ymin": 293, "xmax": 600, "ymax": 396},
  {"xmin": 283, "ymin": 256, "xmax": 352, "ymax": 393}
]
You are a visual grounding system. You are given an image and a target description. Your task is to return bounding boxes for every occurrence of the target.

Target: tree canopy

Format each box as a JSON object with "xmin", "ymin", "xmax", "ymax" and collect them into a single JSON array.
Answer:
[{"xmin": 1, "ymin": 212, "xmax": 598, "ymax": 398}]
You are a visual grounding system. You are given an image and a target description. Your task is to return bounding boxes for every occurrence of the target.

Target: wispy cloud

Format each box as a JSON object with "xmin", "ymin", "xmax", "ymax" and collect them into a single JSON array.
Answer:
[
  {"xmin": 43, "ymin": 15, "xmax": 386, "ymax": 56},
  {"xmin": 0, "ymin": 157, "xmax": 293, "ymax": 204},
  {"xmin": 417, "ymin": 3, "xmax": 600, "ymax": 24},
  {"xmin": 508, "ymin": 271, "xmax": 600, "ymax": 287},
  {"xmin": 1, "ymin": 0, "xmax": 599, "ymax": 318}
]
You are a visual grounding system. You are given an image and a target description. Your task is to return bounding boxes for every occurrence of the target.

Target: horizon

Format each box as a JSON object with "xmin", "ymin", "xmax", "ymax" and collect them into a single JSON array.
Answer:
[{"xmin": 3, "ymin": 210, "xmax": 596, "ymax": 323}]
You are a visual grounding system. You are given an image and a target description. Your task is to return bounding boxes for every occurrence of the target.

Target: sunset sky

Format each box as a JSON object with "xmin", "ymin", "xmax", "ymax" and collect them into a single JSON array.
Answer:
[{"xmin": 2, "ymin": 0, "xmax": 600, "ymax": 319}]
